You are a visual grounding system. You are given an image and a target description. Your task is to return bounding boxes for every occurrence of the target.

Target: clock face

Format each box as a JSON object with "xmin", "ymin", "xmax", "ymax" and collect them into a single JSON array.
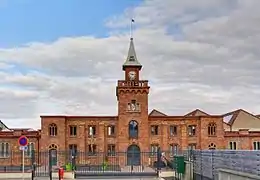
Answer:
[{"xmin": 128, "ymin": 71, "xmax": 136, "ymax": 80}]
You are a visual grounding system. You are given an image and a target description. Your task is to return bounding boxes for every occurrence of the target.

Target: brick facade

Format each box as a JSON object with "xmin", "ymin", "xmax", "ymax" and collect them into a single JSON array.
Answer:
[{"xmin": 1, "ymin": 39, "xmax": 260, "ymax": 167}]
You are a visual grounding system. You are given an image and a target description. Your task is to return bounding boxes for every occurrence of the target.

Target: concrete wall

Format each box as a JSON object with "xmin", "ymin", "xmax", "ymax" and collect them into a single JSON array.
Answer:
[
  {"xmin": 193, "ymin": 150, "xmax": 260, "ymax": 179},
  {"xmin": 159, "ymin": 161, "xmax": 193, "ymax": 180},
  {"xmin": 184, "ymin": 161, "xmax": 193, "ymax": 180},
  {"xmin": 218, "ymin": 168, "xmax": 260, "ymax": 180}
]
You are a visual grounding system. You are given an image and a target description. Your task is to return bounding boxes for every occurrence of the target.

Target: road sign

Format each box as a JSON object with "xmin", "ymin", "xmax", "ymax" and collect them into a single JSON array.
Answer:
[
  {"xmin": 18, "ymin": 136, "xmax": 28, "ymax": 146},
  {"xmin": 18, "ymin": 136, "xmax": 28, "ymax": 179},
  {"xmin": 19, "ymin": 146, "xmax": 28, "ymax": 151}
]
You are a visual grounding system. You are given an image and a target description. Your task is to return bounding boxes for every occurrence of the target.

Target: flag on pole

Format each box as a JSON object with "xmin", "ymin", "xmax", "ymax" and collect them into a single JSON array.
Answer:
[{"xmin": 130, "ymin": 18, "xmax": 135, "ymax": 39}]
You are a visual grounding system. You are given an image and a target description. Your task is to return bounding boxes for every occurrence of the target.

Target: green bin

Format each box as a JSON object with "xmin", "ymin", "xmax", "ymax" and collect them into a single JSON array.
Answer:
[{"xmin": 173, "ymin": 155, "xmax": 185, "ymax": 174}]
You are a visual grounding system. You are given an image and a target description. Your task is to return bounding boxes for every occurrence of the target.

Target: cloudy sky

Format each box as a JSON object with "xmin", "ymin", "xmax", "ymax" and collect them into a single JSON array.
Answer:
[{"xmin": 0, "ymin": 0, "xmax": 259, "ymax": 129}]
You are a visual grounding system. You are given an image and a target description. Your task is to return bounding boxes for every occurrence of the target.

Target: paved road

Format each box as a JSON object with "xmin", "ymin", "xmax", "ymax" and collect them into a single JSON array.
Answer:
[
  {"xmin": 5, "ymin": 177, "xmax": 162, "ymax": 180},
  {"xmin": 6, "ymin": 178, "xmax": 162, "ymax": 180}
]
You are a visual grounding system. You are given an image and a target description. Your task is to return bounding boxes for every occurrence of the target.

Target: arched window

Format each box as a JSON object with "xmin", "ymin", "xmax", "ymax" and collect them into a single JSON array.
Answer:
[
  {"xmin": 49, "ymin": 144, "xmax": 58, "ymax": 150},
  {"xmin": 208, "ymin": 143, "xmax": 216, "ymax": 150},
  {"xmin": 49, "ymin": 123, "xmax": 57, "ymax": 136},
  {"xmin": 129, "ymin": 120, "xmax": 138, "ymax": 139},
  {"xmin": 48, "ymin": 144, "xmax": 58, "ymax": 166},
  {"xmin": 208, "ymin": 123, "xmax": 216, "ymax": 136}
]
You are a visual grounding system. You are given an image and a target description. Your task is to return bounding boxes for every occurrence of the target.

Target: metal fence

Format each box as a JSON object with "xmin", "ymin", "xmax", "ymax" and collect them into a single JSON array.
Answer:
[
  {"xmin": 193, "ymin": 150, "xmax": 260, "ymax": 180},
  {"xmin": 0, "ymin": 149, "xmax": 193, "ymax": 179},
  {"xmin": 0, "ymin": 151, "xmax": 33, "ymax": 172}
]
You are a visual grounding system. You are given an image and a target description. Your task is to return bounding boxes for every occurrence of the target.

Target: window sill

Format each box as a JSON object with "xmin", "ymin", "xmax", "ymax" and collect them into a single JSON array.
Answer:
[
  {"xmin": 149, "ymin": 154, "xmax": 157, "ymax": 157},
  {"xmin": 107, "ymin": 154, "xmax": 116, "ymax": 157},
  {"xmin": 0, "ymin": 157, "xmax": 10, "ymax": 159},
  {"xmin": 87, "ymin": 154, "xmax": 97, "ymax": 157},
  {"xmin": 69, "ymin": 135, "xmax": 77, "ymax": 138},
  {"xmin": 25, "ymin": 156, "xmax": 33, "ymax": 158},
  {"xmin": 169, "ymin": 134, "xmax": 178, "ymax": 137},
  {"xmin": 188, "ymin": 135, "xmax": 196, "ymax": 137},
  {"xmin": 129, "ymin": 137, "xmax": 138, "ymax": 140},
  {"xmin": 88, "ymin": 136, "xmax": 97, "ymax": 138},
  {"xmin": 208, "ymin": 135, "xmax": 217, "ymax": 137},
  {"xmin": 126, "ymin": 110, "xmax": 141, "ymax": 113},
  {"xmin": 107, "ymin": 135, "xmax": 116, "ymax": 138}
]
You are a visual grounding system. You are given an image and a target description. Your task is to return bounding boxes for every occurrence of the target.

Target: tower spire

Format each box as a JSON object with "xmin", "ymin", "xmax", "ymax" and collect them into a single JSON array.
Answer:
[
  {"xmin": 122, "ymin": 36, "xmax": 142, "ymax": 70},
  {"xmin": 122, "ymin": 19, "xmax": 142, "ymax": 70}
]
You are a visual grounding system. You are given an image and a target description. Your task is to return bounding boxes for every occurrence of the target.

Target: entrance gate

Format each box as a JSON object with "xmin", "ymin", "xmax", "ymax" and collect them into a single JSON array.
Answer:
[
  {"xmin": 127, "ymin": 145, "xmax": 141, "ymax": 166},
  {"xmin": 49, "ymin": 149, "xmax": 58, "ymax": 166},
  {"xmin": 74, "ymin": 150, "xmax": 158, "ymax": 177}
]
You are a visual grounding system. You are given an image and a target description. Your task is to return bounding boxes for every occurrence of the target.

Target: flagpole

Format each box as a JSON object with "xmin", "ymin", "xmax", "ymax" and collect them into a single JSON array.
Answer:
[
  {"xmin": 130, "ymin": 20, "xmax": 132, "ymax": 40},
  {"xmin": 130, "ymin": 19, "xmax": 134, "ymax": 40}
]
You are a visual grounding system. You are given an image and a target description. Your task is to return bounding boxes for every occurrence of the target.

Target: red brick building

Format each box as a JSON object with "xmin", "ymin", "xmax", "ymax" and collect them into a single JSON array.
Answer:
[{"xmin": 1, "ymin": 38, "xmax": 260, "ymax": 167}]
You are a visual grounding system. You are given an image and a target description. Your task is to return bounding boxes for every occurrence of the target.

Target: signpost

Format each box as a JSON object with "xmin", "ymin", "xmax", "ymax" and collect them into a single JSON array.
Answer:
[{"xmin": 18, "ymin": 136, "xmax": 28, "ymax": 180}]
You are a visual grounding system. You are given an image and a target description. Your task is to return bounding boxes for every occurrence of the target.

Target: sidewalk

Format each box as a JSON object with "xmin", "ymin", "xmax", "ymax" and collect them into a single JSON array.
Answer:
[
  {"xmin": 6, "ymin": 179, "xmax": 161, "ymax": 180},
  {"xmin": 5, "ymin": 178, "xmax": 74, "ymax": 180}
]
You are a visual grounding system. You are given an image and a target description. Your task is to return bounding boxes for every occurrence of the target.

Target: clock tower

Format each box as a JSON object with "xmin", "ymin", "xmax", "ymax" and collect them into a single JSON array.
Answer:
[{"xmin": 116, "ymin": 37, "xmax": 150, "ymax": 153}]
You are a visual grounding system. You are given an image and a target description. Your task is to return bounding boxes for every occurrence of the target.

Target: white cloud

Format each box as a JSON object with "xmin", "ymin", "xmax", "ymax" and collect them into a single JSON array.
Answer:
[{"xmin": 0, "ymin": 0, "xmax": 260, "ymax": 128}]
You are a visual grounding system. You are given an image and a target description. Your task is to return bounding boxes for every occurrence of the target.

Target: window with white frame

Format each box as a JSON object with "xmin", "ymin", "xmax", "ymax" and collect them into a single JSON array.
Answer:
[
  {"xmin": 127, "ymin": 100, "xmax": 140, "ymax": 112},
  {"xmin": 229, "ymin": 141, "xmax": 237, "ymax": 150},
  {"xmin": 188, "ymin": 125, "xmax": 196, "ymax": 136},
  {"xmin": 0, "ymin": 142, "xmax": 10, "ymax": 158},
  {"xmin": 151, "ymin": 125, "xmax": 159, "ymax": 135},
  {"xmin": 150, "ymin": 144, "xmax": 159, "ymax": 156},
  {"xmin": 26, "ymin": 142, "xmax": 35, "ymax": 157},
  {"xmin": 69, "ymin": 144, "xmax": 77, "ymax": 156},
  {"xmin": 88, "ymin": 125, "xmax": 96, "ymax": 137},
  {"xmin": 49, "ymin": 123, "xmax": 57, "ymax": 136},
  {"xmin": 107, "ymin": 125, "xmax": 115, "ymax": 136},
  {"xmin": 208, "ymin": 123, "xmax": 217, "ymax": 136},
  {"xmin": 69, "ymin": 126, "xmax": 77, "ymax": 136},
  {"xmin": 169, "ymin": 125, "xmax": 177, "ymax": 136},
  {"xmin": 170, "ymin": 144, "xmax": 178, "ymax": 156},
  {"xmin": 188, "ymin": 143, "xmax": 196, "ymax": 150},
  {"xmin": 253, "ymin": 141, "xmax": 260, "ymax": 150},
  {"xmin": 107, "ymin": 144, "xmax": 116, "ymax": 156}
]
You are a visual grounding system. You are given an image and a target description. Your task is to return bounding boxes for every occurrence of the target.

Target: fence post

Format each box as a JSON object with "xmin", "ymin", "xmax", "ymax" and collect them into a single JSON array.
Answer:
[
  {"xmin": 192, "ymin": 150, "xmax": 195, "ymax": 179},
  {"xmin": 73, "ymin": 152, "xmax": 77, "ymax": 179},
  {"xmin": 72, "ymin": 154, "xmax": 76, "ymax": 171},
  {"xmin": 49, "ymin": 150, "xmax": 52, "ymax": 180},
  {"xmin": 212, "ymin": 150, "xmax": 215, "ymax": 179},
  {"xmin": 157, "ymin": 147, "xmax": 162, "ymax": 177},
  {"xmin": 200, "ymin": 150, "xmax": 203, "ymax": 179},
  {"xmin": 31, "ymin": 150, "xmax": 35, "ymax": 180}
]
